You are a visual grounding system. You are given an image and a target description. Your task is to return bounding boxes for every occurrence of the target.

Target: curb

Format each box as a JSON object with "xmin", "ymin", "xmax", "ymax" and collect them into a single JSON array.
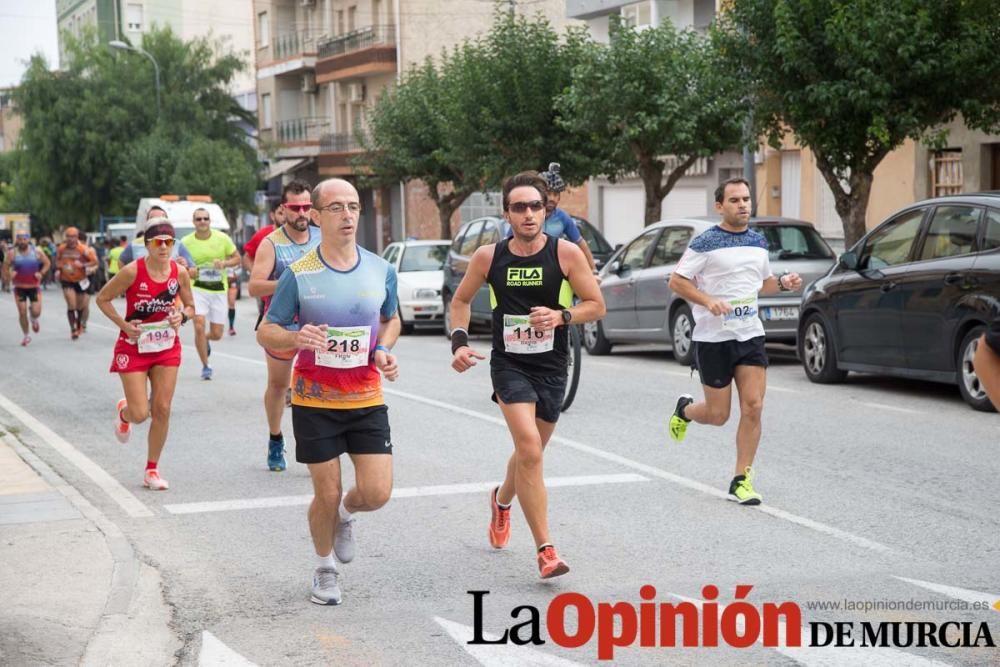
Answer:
[{"xmin": 1, "ymin": 432, "xmax": 181, "ymax": 665}]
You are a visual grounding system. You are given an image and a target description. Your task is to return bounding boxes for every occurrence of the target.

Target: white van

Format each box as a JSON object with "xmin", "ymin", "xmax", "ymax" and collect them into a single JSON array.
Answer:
[{"xmin": 135, "ymin": 197, "xmax": 230, "ymax": 241}]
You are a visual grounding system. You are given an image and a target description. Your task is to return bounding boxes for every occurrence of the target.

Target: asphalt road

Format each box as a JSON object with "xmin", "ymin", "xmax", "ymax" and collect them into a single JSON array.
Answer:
[{"xmin": 1, "ymin": 297, "xmax": 997, "ymax": 666}]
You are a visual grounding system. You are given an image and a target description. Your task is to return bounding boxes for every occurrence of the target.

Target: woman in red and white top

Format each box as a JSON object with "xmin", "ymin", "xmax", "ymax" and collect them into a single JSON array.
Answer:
[{"xmin": 96, "ymin": 220, "xmax": 195, "ymax": 491}]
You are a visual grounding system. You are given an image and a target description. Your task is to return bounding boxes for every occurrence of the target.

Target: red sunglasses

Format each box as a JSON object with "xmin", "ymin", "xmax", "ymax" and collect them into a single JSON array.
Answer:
[
  {"xmin": 148, "ymin": 236, "xmax": 175, "ymax": 248},
  {"xmin": 284, "ymin": 203, "xmax": 312, "ymax": 213}
]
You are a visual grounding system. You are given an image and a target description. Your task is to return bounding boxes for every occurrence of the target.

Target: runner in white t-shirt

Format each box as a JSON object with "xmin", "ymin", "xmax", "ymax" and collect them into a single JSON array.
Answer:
[{"xmin": 666, "ymin": 178, "xmax": 802, "ymax": 505}]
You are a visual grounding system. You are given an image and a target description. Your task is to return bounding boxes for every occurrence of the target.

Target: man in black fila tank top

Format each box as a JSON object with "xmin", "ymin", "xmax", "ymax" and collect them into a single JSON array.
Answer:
[{"xmin": 449, "ymin": 171, "xmax": 605, "ymax": 579}]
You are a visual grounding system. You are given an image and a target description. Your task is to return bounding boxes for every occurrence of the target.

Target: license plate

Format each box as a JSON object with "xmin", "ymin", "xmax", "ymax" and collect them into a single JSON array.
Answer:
[{"xmin": 763, "ymin": 306, "xmax": 799, "ymax": 321}]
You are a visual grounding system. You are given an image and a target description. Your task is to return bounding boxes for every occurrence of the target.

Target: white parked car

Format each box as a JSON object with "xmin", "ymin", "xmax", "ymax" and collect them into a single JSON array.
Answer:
[{"xmin": 382, "ymin": 239, "xmax": 450, "ymax": 333}]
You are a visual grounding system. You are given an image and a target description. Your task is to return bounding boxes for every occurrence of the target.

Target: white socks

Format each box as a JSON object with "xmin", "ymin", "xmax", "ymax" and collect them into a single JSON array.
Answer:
[
  {"xmin": 338, "ymin": 500, "xmax": 353, "ymax": 523},
  {"xmin": 317, "ymin": 552, "xmax": 337, "ymax": 569}
]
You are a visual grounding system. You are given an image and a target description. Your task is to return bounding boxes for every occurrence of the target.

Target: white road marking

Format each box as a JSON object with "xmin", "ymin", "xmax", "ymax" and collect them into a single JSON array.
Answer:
[
  {"xmin": 894, "ymin": 576, "xmax": 1000, "ymax": 609},
  {"xmin": 157, "ymin": 347, "xmax": 892, "ymax": 553},
  {"xmin": 0, "ymin": 392, "xmax": 153, "ymax": 518},
  {"xmin": 199, "ymin": 631, "xmax": 258, "ymax": 666},
  {"xmin": 671, "ymin": 593, "xmax": 952, "ymax": 667},
  {"xmin": 383, "ymin": 387, "xmax": 894, "ymax": 554},
  {"xmin": 854, "ymin": 401, "xmax": 923, "ymax": 416},
  {"xmin": 434, "ymin": 617, "xmax": 584, "ymax": 667},
  {"xmin": 163, "ymin": 473, "xmax": 649, "ymax": 515}
]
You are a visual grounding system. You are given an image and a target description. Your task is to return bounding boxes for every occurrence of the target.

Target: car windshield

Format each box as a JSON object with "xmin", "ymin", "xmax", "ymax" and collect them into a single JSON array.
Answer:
[
  {"xmin": 400, "ymin": 244, "xmax": 448, "ymax": 272},
  {"xmin": 754, "ymin": 224, "xmax": 835, "ymax": 260},
  {"xmin": 574, "ymin": 217, "xmax": 612, "ymax": 255}
]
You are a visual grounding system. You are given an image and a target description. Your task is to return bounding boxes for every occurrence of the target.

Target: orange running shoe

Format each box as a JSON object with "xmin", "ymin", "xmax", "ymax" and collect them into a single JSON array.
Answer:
[
  {"xmin": 114, "ymin": 398, "xmax": 131, "ymax": 444},
  {"xmin": 488, "ymin": 486, "xmax": 511, "ymax": 549},
  {"xmin": 537, "ymin": 545, "xmax": 569, "ymax": 579}
]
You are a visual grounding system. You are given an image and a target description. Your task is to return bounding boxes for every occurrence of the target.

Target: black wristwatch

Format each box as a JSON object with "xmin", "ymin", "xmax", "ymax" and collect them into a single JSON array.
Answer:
[
  {"xmin": 561, "ymin": 309, "xmax": 573, "ymax": 325},
  {"xmin": 181, "ymin": 313, "xmax": 189, "ymax": 325}
]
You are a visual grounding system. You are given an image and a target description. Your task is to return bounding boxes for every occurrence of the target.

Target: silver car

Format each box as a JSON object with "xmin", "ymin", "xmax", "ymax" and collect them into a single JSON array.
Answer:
[{"xmin": 583, "ymin": 217, "xmax": 836, "ymax": 365}]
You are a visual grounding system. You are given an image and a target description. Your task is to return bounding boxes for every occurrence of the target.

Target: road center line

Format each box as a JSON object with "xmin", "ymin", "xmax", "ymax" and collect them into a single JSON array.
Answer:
[
  {"xmin": 0, "ymin": 392, "xmax": 153, "ymax": 518},
  {"xmin": 854, "ymin": 400, "xmax": 923, "ymax": 416},
  {"xmin": 163, "ymin": 474, "xmax": 648, "ymax": 515}
]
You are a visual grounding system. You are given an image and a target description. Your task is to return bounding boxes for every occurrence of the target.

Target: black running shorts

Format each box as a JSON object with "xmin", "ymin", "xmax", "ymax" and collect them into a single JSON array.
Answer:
[
  {"xmin": 60, "ymin": 280, "xmax": 92, "ymax": 295},
  {"xmin": 985, "ymin": 316, "xmax": 1000, "ymax": 355},
  {"xmin": 15, "ymin": 287, "xmax": 40, "ymax": 303},
  {"xmin": 694, "ymin": 336, "xmax": 769, "ymax": 389},
  {"xmin": 292, "ymin": 404, "xmax": 392, "ymax": 464},
  {"xmin": 490, "ymin": 364, "xmax": 566, "ymax": 424}
]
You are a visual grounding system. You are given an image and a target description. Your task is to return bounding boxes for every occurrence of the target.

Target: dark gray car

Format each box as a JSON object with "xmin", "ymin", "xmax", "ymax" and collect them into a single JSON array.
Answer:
[{"xmin": 584, "ymin": 217, "xmax": 836, "ymax": 365}]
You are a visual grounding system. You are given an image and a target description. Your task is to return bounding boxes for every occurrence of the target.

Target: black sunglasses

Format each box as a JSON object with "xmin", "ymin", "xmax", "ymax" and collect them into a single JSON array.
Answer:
[{"xmin": 508, "ymin": 200, "xmax": 545, "ymax": 214}]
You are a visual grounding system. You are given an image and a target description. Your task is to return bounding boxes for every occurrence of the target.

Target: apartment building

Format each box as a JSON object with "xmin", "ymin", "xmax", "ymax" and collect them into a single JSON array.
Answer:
[
  {"xmin": 254, "ymin": 0, "xmax": 578, "ymax": 250},
  {"xmin": 0, "ymin": 89, "xmax": 23, "ymax": 154}
]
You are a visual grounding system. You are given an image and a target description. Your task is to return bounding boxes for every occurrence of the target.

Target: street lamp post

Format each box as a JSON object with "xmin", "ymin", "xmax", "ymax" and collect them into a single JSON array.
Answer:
[{"xmin": 108, "ymin": 40, "xmax": 161, "ymax": 117}]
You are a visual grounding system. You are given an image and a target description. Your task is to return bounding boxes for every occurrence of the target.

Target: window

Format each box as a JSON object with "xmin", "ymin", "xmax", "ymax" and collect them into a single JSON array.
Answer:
[
  {"xmin": 756, "ymin": 224, "xmax": 834, "ymax": 260},
  {"xmin": 620, "ymin": 230, "xmax": 658, "ymax": 272},
  {"xmin": 982, "ymin": 209, "xmax": 1000, "ymax": 252},
  {"xmin": 931, "ymin": 149, "xmax": 963, "ymax": 197},
  {"xmin": 859, "ymin": 209, "xmax": 925, "ymax": 269},
  {"xmin": 459, "ymin": 221, "xmax": 484, "ymax": 256},
  {"xmin": 381, "ymin": 244, "xmax": 399, "ymax": 263},
  {"xmin": 373, "ymin": 0, "xmax": 382, "ymax": 25},
  {"xmin": 261, "ymin": 93, "xmax": 272, "ymax": 129},
  {"xmin": 126, "ymin": 3, "xmax": 143, "ymax": 31},
  {"xmin": 621, "ymin": 1, "xmax": 652, "ymax": 30},
  {"xmin": 348, "ymin": 5, "xmax": 356, "ymax": 32},
  {"xmin": 337, "ymin": 10, "xmax": 344, "ymax": 35},
  {"xmin": 400, "ymin": 244, "xmax": 449, "ymax": 272},
  {"xmin": 649, "ymin": 227, "xmax": 693, "ymax": 267},
  {"xmin": 918, "ymin": 206, "xmax": 981, "ymax": 260},
  {"xmin": 459, "ymin": 191, "xmax": 501, "ymax": 224},
  {"xmin": 257, "ymin": 12, "xmax": 270, "ymax": 47},
  {"xmin": 575, "ymin": 218, "xmax": 612, "ymax": 257}
]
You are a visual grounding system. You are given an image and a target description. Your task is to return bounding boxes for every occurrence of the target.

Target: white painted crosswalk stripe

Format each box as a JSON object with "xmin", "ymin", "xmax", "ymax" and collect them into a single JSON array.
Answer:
[
  {"xmin": 894, "ymin": 576, "xmax": 1000, "ymax": 609},
  {"xmin": 163, "ymin": 473, "xmax": 648, "ymax": 515}
]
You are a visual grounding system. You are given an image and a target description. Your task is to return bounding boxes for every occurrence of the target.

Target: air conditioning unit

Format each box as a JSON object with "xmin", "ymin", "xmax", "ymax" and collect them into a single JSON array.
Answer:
[
  {"xmin": 301, "ymin": 72, "xmax": 317, "ymax": 94},
  {"xmin": 300, "ymin": 0, "xmax": 316, "ymax": 7},
  {"xmin": 348, "ymin": 83, "xmax": 366, "ymax": 104}
]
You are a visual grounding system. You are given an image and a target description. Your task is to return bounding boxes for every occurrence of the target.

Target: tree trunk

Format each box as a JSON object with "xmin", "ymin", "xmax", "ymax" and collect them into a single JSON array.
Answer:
[
  {"xmin": 426, "ymin": 179, "xmax": 475, "ymax": 240},
  {"xmin": 637, "ymin": 153, "xmax": 699, "ymax": 226},
  {"xmin": 815, "ymin": 152, "xmax": 880, "ymax": 248}
]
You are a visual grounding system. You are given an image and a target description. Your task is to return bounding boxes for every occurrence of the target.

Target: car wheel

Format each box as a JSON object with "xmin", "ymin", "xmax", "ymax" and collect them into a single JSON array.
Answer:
[
  {"xmin": 583, "ymin": 320, "xmax": 613, "ymax": 355},
  {"xmin": 670, "ymin": 304, "xmax": 695, "ymax": 366},
  {"xmin": 443, "ymin": 293, "xmax": 453, "ymax": 340},
  {"xmin": 401, "ymin": 318, "xmax": 415, "ymax": 335},
  {"xmin": 957, "ymin": 326, "xmax": 996, "ymax": 412},
  {"xmin": 798, "ymin": 314, "xmax": 847, "ymax": 383}
]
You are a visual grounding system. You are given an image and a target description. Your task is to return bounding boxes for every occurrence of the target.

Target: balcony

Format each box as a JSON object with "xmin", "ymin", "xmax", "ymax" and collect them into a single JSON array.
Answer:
[
  {"xmin": 277, "ymin": 117, "xmax": 330, "ymax": 144},
  {"xmin": 257, "ymin": 30, "xmax": 321, "ymax": 79},
  {"xmin": 316, "ymin": 25, "xmax": 397, "ymax": 83},
  {"xmin": 319, "ymin": 132, "xmax": 367, "ymax": 176}
]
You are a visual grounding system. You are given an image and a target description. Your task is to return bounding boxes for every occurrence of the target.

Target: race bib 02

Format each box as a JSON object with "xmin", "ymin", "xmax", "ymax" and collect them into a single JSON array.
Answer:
[
  {"xmin": 502, "ymin": 314, "xmax": 554, "ymax": 354},
  {"xmin": 722, "ymin": 295, "xmax": 759, "ymax": 331},
  {"xmin": 315, "ymin": 325, "xmax": 372, "ymax": 369},
  {"xmin": 137, "ymin": 321, "xmax": 176, "ymax": 354}
]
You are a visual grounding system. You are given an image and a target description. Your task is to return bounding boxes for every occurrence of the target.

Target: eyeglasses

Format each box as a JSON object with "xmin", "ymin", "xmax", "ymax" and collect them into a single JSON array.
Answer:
[
  {"xmin": 507, "ymin": 200, "xmax": 545, "ymax": 214},
  {"xmin": 284, "ymin": 203, "xmax": 313, "ymax": 213},
  {"xmin": 315, "ymin": 202, "xmax": 361, "ymax": 214},
  {"xmin": 15, "ymin": 234, "xmax": 29, "ymax": 239},
  {"xmin": 149, "ymin": 236, "xmax": 176, "ymax": 248},
  {"xmin": 194, "ymin": 217, "xmax": 210, "ymax": 222}
]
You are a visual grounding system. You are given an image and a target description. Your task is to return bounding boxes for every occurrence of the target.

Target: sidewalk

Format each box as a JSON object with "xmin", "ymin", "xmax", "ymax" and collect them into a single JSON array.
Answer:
[{"xmin": 0, "ymin": 430, "xmax": 180, "ymax": 666}]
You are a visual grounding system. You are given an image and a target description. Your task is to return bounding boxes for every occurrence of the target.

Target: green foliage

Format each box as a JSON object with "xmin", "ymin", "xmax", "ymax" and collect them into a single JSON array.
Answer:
[
  {"xmin": 558, "ymin": 19, "xmax": 748, "ymax": 224},
  {"xmin": 717, "ymin": 0, "xmax": 1000, "ymax": 243},
  {"xmin": 12, "ymin": 26, "xmax": 257, "ymax": 230}
]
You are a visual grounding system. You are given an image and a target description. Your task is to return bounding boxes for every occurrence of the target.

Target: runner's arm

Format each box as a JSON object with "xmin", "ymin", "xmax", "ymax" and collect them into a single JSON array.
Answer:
[
  {"xmin": 1, "ymin": 253, "xmax": 10, "ymax": 282},
  {"xmin": 256, "ymin": 271, "xmax": 323, "ymax": 352},
  {"xmin": 172, "ymin": 269, "xmax": 196, "ymax": 328},
  {"xmin": 669, "ymin": 272, "xmax": 731, "ymax": 316},
  {"xmin": 759, "ymin": 273, "xmax": 802, "ymax": 295},
  {"xmin": 247, "ymin": 239, "xmax": 277, "ymax": 298},
  {"xmin": 37, "ymin": 249, "xmax": 51, "ymax": 277},
  {"xmin": 450, "ymin": 245, "xmax": 494, "ymax": 334},
  {"xmin": 530, "ymin": 240, "xmax": 603, "ymax": 329},
  {"xmin": 96, "ymin": 263, "xmax": 141, "ymax": 335}
]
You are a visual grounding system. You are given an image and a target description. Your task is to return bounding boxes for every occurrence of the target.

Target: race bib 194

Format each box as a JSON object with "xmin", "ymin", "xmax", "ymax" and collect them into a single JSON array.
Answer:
[
  {"xmin": 502, "ymin": 314, "xmax": 554, "ymax": 354},
  {"xmin": 315, "ymin": 325, "xmax": 372, "ymax": 369},
  {"xmin": 137, "ymin": 321, "xmax": 176, "ymax": 354}
]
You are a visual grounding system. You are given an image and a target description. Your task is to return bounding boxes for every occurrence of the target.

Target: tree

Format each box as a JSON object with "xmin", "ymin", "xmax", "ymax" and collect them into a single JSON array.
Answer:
[
  {"xmin": 359, "ymin": 60, "xmax": 479, "ymax": 239},
  {"xmin": 12, "ymin": 26, "xmax": 256, "ymax": 230},
  {"xmin": 717, "ymin": 0, "xmax": 1000, "ymax": 246},
  {"xmin": 558, "ymin": 19, "xmax": 749, "ymax": 225}
]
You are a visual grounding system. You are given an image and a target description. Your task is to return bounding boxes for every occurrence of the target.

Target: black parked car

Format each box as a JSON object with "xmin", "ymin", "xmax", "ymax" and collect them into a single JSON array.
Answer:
[{"xmin": 798, "ymin": 194, "xmax": 1000, "ymax": 411}]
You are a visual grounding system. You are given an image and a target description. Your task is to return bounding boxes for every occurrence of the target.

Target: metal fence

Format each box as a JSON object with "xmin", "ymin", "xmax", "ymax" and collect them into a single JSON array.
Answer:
[
  {"xmin": 318, "ymin": 25, "xmax": 396, "ymax": 59},
  {"xmin": 320, "ymin": 133, "xmax": 367, "ymax": 153},
  {"xmin": 273, "ymin": 30, "xmax": 322, "ymax": 59},
  {"xmin": 276, "ymin": 117, "xmax": 330, "ymax": 143}
]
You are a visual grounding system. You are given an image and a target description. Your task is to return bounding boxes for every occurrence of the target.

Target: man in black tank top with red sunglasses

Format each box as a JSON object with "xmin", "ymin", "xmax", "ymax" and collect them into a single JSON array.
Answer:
[{"xmin": 450, "ymin": 171, "xmax": 605, "ymax": 579}]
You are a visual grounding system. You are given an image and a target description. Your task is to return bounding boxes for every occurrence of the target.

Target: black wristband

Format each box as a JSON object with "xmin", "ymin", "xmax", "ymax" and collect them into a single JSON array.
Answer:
[
  {"xmin": 181, "ymin": 313, "xmax": 189, "ymax": 325},
  {"xmin": 451, "ymin": 329, "xmax": 469, "ymax": 354}
]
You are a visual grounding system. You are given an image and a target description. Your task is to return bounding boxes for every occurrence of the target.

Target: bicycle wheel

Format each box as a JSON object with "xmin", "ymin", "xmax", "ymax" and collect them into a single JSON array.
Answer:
[{"xmin": 562, "ymin": 324, "xmax": 582, "ymax": 411}]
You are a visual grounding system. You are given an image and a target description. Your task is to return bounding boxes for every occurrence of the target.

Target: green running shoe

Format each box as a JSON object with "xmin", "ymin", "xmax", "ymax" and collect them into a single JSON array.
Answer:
[
  {"xmin": 729, "ymin": 466, "xmax": 762, "ymax": 505},
  {"xmin": 668, "ymin": 394, "xmax": 694, "ymax": 442}
]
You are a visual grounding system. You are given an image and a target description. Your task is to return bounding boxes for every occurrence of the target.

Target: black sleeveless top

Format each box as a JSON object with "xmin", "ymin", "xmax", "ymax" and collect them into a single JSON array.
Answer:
[{"xmin": 487, "ymin": 235, "xmax": 572, "ymax": 374}]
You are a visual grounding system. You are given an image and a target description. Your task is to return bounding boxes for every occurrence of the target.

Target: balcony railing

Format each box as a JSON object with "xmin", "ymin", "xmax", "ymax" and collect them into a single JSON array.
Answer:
[
  {"xmin": 273, "ymin": 30, "xmax": 323, "ymax": 60},
  {"xmin": 321, "ymin": 132, "xmax": 367, "ymax": 153},
  {"xmin": 276, "ymin": 117, "xmax": 330, "ymax": 144},
  {"xmin": 318, "ymin": 25, "xmax": 396, "ymax": 60}
]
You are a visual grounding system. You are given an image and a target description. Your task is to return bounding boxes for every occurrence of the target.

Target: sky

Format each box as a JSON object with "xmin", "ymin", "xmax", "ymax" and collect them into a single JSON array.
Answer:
[{"xmin": 0, "ymin": 0, "xmax": 59, "ymax": 88}]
